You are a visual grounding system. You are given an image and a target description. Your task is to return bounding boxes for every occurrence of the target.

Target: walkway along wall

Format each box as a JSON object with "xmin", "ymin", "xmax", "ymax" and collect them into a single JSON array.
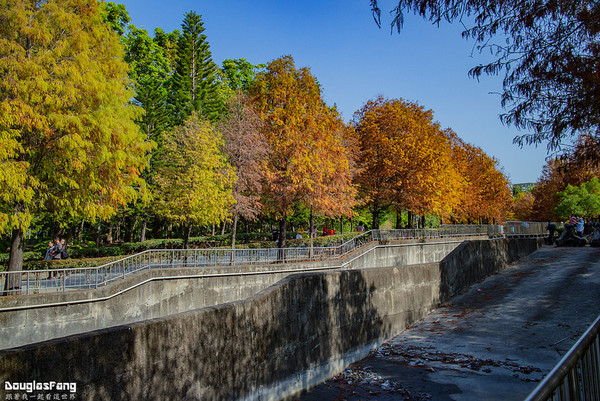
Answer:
[
  {"xmin": 0, "ymin": 238, "xmax": 542, "ymax": 400},
  {"xmin": 0, "ymin": 239, "xmax": 465, "ymax": 350}
]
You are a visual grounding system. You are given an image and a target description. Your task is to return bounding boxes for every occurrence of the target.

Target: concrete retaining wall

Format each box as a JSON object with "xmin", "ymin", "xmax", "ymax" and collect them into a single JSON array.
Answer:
[
  {"xmin": 0, "ymin": 238, "xmax": 543, "ymax": 400},
  {"xmin": 439, "ymin": 237, "xmax": 542, "ymax": 300},
  {"xmin": 0, "ymin": 239, "xmax": 463, "ymax": 350}
]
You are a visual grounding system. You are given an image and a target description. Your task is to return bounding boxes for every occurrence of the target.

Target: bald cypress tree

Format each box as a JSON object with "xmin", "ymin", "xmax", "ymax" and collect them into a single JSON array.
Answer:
[
  {"xmin": 0, "ymin": 0, "xmax": 149, "ymax": 281},
  {"xmin": 170, "ymin": 11, "xmax": 222, "ymax": 123}
]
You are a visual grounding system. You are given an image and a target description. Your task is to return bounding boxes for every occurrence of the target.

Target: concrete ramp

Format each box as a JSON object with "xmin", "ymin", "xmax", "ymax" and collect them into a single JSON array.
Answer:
[{"xmin": 299, "ymin": 246, "xmax": 600, "ymax": 401}]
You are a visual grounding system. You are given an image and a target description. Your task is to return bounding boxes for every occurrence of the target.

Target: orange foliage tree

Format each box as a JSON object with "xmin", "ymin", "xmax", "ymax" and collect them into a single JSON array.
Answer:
[
  {"xmin": 512, "ymin": 191, "xmax": 536, "ymax": 221},
  {"xmin": 353, "ymin": 97, "xmax": 464, "ymax": 228},
  {"xmin": 251, "ymin": 56, "xmax": 357, "ymax": 247},
  {"xmin": 451, "ymin": 139, "xmax": 512, "ymax": 223}
]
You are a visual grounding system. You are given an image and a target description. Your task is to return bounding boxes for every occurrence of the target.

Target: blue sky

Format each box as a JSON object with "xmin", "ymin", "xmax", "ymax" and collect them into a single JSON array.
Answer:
[{"xmin": 119, "ymin": 0, "xmax": 550, "ymax": 184}]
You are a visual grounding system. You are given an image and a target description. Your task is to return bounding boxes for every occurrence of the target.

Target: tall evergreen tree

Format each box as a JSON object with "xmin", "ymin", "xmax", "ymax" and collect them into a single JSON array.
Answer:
[
  {"xmin": 170, "ymin": 11, "xmax": 222, "ymax": 123},
  {"xmin": 123, "ymin": 25, "xmax": 177, "ymax": 241},
  {"xmin": 124, "ymin": 25, "xmax": 171, "ymax": 142}
]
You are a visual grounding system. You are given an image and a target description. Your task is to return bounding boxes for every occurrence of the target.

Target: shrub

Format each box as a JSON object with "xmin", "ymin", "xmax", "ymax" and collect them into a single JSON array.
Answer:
[
  {"xmin": 0, "ymin": 256, "xmax": 124, "ymax": 272},
  {"xmin": 0, "ymin": 251, "xmax": 43, "ymax": 265}
]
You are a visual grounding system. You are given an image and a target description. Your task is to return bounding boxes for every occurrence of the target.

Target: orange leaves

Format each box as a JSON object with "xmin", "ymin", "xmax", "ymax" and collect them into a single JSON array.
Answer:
[
  {"xmin": 354, "ymin": 96, "xmax": 511, "ymax": 223},
  {"xmin": 451, "ymin": 139, "xmax": 512, "ymax": 222},
  {"xmin": 251, "ymin": 56, "xmax": 357, "ymax": 219}
]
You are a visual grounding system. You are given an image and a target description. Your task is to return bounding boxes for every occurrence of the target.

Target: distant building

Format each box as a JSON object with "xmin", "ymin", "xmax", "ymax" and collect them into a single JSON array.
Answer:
[{"xmin": 512, "ymin": 182, "xmax": 536, "ymax": 196}]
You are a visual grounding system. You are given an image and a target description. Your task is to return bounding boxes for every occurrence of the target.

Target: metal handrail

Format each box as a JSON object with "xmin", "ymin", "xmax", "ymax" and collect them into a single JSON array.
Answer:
[
  {"xmin": 0, "ymin": 225, "xmax": 536, "ymax": 297},
  {"xmin": 525, "ymin": 314, "xmax": 600, "ymax": 401}
]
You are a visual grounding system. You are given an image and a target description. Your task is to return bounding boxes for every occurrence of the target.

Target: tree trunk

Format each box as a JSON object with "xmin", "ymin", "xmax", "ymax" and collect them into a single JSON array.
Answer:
[
  {"xmin": 139, "ymin": 219, "xmax": 147, "ymax": 242},
  {"xmin": 107, "ymin": 224, "xmax": 113, "ymax": 244},
  {"xmin": 396, "ymin": 210, "xmax": 403, "ymax": 229},
  {"xmin": 278, "ymin": 216, "xmax": 287, "ymax": 249},
  {"xmin": 183, "ymin": 222, "xmax": 192, "ymax": 250},
  {"xmin": 309, "ymin": 206, "xmax": 314, "ymax": 259},
  {"xmin": 116, "ymin": 217, "xmax": 123, "ymax": 242},
  {"xmin": 4, "ymin": 229, "xmax": 24, "ymax": 294},
  {"xmin": 340, "ymin": 216, "xmax": 344, "ymax": 235},
  {"xmin": 277, "ymin": 216, "xmax": 288, "ymax": 263},
  {"xmin": 95, "ymin": 222, "xmax": 102, "ymax": 248},
  {"xmin": 421, "ymin": 215, "xmax": 426, "ymax": 229},
  {"xmin": 78, "ymin": 218, "xmax": 85, "ymax": 242},
  {"xmin": 230, "ymin": 213, "xmax": 239, "ymax": 265},
  {"xmin": 407, "ymin": 211, "xmax": 414, "ymax": 229},
  {"xmin": 371, "ymin": 202, "xmax": 380, "ymax": 229},
  {"xmin": 221, "ymin": 222, "xmax": 226, "ymax": 236}
]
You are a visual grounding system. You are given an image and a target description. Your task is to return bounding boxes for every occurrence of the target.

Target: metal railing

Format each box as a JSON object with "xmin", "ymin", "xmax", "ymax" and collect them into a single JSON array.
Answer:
[
  {"xmin": 525, "ymin": 314, "xmax": 600, "ymax": 401},
  {"xmin": 505, "ymin": 221, "xmax": 549, "ymax": 237},
  {"xmin": 0, "ymin": 225, "xmax": 532, "ymax": 297}
]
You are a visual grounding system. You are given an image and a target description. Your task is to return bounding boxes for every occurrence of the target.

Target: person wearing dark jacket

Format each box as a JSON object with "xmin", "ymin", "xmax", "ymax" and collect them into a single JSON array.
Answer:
[{"xmin": 51, "ymin": 237, "xmax": 62, "ymax": 260}]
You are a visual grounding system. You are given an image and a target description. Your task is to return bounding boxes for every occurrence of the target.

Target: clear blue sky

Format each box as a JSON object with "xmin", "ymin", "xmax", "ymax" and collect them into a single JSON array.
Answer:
[{"xmin": 119, "ymin": 0, "xmax": 550, "ymax": 184}]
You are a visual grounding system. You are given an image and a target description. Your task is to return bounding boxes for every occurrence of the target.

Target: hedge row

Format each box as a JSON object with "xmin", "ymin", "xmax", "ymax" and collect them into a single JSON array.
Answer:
[
  {"xmin": 0, "ymin": 256, "xmax": 124, "ymax": 272},
  {"xmin": 0, "ymin": 252, "xmax": 40, "ymax": 264},
  {"xmin": 0, "ymin": 232, "xmax": 364, "ymax": 269}
]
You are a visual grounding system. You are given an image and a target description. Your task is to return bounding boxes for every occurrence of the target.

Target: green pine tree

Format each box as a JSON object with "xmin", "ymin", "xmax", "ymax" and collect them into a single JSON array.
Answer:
[
  {"xmin": 170, "ymin": 11, "xmax": 223, "ymax": 123},
  {"xmin": 124, "ymin": 25, "xmax": 172, "ymax": 142}
]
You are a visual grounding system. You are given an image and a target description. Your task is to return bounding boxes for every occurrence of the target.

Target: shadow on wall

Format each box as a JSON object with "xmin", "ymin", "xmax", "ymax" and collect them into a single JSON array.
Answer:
[
  {"xmin": 0, "ymin": 270, "xmax": 389, "ymax": 401},
  {"xmin": 0, "ymin": 238, "xmax": 543, "ymax": 401},
  {"xmin": 438, "ymin": 238, "xmax": 543, "ymax": 302}
]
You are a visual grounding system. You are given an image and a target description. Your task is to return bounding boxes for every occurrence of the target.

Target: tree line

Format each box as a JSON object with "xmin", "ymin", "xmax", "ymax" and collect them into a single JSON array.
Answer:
[
  {"xmin": 0, "ymin": 0, "xmax": 512, "ymax": 273},
  {"xmin": 512, "ymin": 135, "xmax": 600, "ymax": 221}
]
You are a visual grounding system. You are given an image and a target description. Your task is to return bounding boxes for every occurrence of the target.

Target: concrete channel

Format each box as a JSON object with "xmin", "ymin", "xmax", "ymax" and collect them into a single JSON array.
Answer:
[{"xmin": 0, "ymin": 237, "xmax": 541, "ymax": 400}]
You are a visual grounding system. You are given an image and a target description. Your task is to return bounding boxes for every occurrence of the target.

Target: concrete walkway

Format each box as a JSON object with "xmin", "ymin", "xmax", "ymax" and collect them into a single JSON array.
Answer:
[{"xmin": 296, "ymin": 246, "xmax": 600, "ymax": 401}]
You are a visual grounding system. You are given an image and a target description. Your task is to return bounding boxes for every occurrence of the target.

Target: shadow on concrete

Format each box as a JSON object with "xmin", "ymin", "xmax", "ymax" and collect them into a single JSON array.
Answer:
[{"xmin": 0, "ymin": 269, "xmax": 389, "ymax": 401}]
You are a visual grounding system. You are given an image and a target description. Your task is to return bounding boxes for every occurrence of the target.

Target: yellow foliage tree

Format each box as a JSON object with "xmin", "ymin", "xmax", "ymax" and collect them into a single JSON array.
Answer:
[
  {"xmin": 154, "ymin": 113, "xmax": 236, "ymax": 249},
  {"xmin": 0, "ymin": 0, "xmax": 150, "ymax": 276}
]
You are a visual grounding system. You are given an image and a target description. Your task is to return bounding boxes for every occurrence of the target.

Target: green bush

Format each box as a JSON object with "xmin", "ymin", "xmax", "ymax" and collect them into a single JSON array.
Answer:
[
  {"xmin": 69, "ymin": 246, "xmax": 123, "ymax": 258},
  {"xmin": 0, "ymin": 232, "xmax": 364, "ymax": 272},
  {"xmin": 0, "ymin": 251, "xmax": 43, "ymax": 265},
  {"xmin": 0, "ymin": 256, "xmax": 123, "ymax": 272},
  {"xmin": 22, "ymin": 256, "xmax": 123, "ymax": 271}
]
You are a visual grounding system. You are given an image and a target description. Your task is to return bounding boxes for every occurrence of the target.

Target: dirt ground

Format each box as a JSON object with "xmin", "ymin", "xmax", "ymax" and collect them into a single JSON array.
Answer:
[{"xmin": 296, "ymin": 246, "xmax": 600, "ymax": 401}]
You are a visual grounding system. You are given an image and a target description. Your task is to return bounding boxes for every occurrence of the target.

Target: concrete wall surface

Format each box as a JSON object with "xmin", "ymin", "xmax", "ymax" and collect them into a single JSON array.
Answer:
[
  {"xmin": 0, "ymin": 238, "xmax": 543, "ymax": 401},
  {"xmin": 0, "ymin": 239, "xmax": 464, "ymax": 349}
]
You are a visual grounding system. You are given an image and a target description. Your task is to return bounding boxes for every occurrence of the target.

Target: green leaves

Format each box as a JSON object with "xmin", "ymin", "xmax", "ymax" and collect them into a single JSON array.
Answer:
[
  {"xmin": 170, "ymin": 11, "xmax": 222, "ymax": 123},
  {"xmin": 219, "ymin": 59, "xmax": 266, "ymax": 93},
  {"xmin": 555, "ymin": 178, "xmax": 600, "ymax": 219}
]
